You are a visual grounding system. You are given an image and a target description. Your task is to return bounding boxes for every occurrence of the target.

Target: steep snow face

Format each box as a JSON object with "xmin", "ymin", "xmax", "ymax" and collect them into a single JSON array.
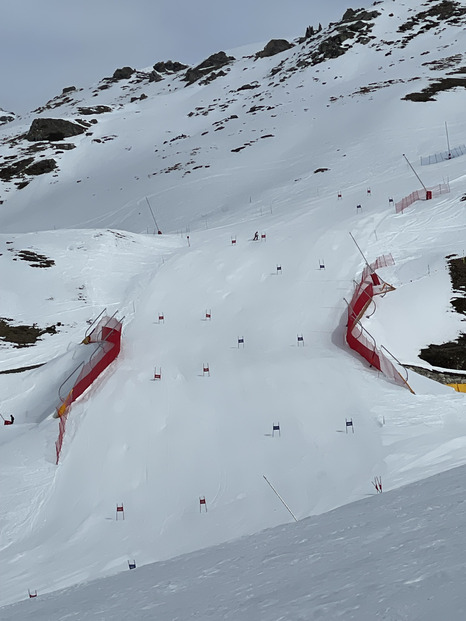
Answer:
[{"xmin": 0, "ymin": 0, "xmax": 466, "ymax": 611}]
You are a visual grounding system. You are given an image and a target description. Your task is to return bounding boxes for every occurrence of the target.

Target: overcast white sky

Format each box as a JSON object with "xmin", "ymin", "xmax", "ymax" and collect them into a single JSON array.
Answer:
[{"xmin": 0, "ymin": 0, "xmax": 366, "ymax": 115}]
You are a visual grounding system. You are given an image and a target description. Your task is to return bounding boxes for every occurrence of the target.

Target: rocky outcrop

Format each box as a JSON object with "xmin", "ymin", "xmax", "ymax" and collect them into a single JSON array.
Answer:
[
  {"xmin": 77, "ymin": 106, "xmax": 112, "ymax": 115},
  {"xmin": 256, "ymin": 39, "xmax": 294, "ymax": 58},
  {"xmin": 112, "ymin": 66, "xmax": 135, "ymax": 81},
  {"xmin": 341, "ymin": 8, "xmax": 380, "ymax": 22},
  {"xmin": 184, "ymin": 52, "xmax": 235, "ymax": 85},
  {"xmin": 26, "ymin": 118, "xmax": 87, "ymax": 141},
  {"xmin": 0, "ymin": 157, "xmax": 34, "ymax": 180},
  {"xmin": 148, "ymin": 70, "xmax": 163, "ymax": 82},
  {"xmin": 153, "ymin": 60, "xmax": 188, "ymax": 73},
  {"xmin": 0, "ymin": 108, "xmax": 15, "ymax": 126},
  {"xmin": 316, "ymin": 35, "xmax": 347, "ymax": 60},
  {"xmin": 24, "ymin": 159, "xmax": 57, "ymax": 175}
]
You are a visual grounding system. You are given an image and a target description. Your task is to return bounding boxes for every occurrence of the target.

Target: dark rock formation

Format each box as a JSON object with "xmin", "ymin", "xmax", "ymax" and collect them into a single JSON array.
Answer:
[
  {"xmin": 298, "ymin": 23, "xmax": 322, "ymax": 43},
  {"xmin": 148, "ymin": 70, "xmax": 162, "ymax": 82},
  {"xmin": 0, "ymin": 157, "xmax": 34, "ymax": 181},
  {"xmin": 184, "ymin": 52, "xmax": 235, "ymax": 85},
  {"xmin": 112, "ymin": 66, "xmax": 135, "ymax": 81},
  {"xmin": 0, "ymin": 108, "xmax": 15, "ymax": 126},
  {"xmin": 26, "ymin": 118, "xmax": 87, "ymax": 141},
  {"xmin": 342, "ymin": 8, "xmax": 380, "ymax": 22},
  {"xmin": 316, "ymin": 34, "xmax": 347, "ymax": 60},
  {"xmin": 53, "ymin": 143, "xmax": 76, "ymax": 150},
  {"xmin": 62, "ymin": 86, "xmax": 76, "ymax": 94},
  {"xmin": 77, "ymin": 106, "xmax": 112, "ymax": 115},
  {"xmin": 130, "ymin": 94, "xmax": 148, "ymax": 103},
  {"xmin": 153, "ymin": 60, "xmax": 188, "ymax": 73},
  {"xmin": 199, "ymin": 70, "xmax": 227, "ymax": 85},
  {"xmin": 237, "ymin": 83, "xmax": 260, "ymax": 91},
  {"xmin": 403, "ymin": 76, "xmax": 466, "ymax": 101},
  {"xmin": 24, "ymin": 159, "xmax": 57, "ymax": 175},
  {"xmin": 256, "ymin": 39, "xmax": 294, "ymax": 58}
]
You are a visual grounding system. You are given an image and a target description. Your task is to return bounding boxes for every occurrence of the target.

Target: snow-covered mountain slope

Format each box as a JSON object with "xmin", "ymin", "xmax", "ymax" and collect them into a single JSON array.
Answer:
[
  {"xmin": 3, "ymin": 462, "xmax": 466, "ymax": 621},
  {"xmin": 1, "ymin": 0, "xmax": 466, "ymax": 612},
  {"xmin": 0, "ymin": 1, "xmax": 464, "ymax": 234}
]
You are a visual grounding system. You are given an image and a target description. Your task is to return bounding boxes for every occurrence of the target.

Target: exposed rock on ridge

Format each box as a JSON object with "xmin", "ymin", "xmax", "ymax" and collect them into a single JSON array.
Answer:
[
  {"xmin": 184, "ymin": 51, "xmax": 235, "ymax": 85},
  {"xmin": 26, "ymin": 118, "xmax": 87, "ymax": 142},
  {"xmin": 0, "ymin": 108, "xmax": 15, "ymax": 126},
  {"xmin": 256, "ymin": 39, "xmax": 294, "ymax": 58}
]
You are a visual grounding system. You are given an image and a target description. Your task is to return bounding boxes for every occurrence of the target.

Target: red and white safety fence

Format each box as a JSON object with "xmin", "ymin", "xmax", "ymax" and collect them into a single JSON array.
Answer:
[
  {"xmin": 345, "ymin": 255, "xmax": 414, "ymax": 392},
  {"xmin": 395, "ymin": 182, "xmax": 450, "ymax": 213}
]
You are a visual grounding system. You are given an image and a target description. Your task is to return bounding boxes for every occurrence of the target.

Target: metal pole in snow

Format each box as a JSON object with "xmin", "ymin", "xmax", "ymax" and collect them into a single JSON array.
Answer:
[
  {"xmin": 263, "ymin": 475, "xmax": 298, "ymax": 522},
  {"xmin": 145, "ymin": 196, "xmax": 160, "ymax": 233},
  {"xmin": 349, "ymin": 232, "xmax": 371, "ymax": 269},
  {"xmin": 402, "ymin": 154, "xmax": 427, "ymax": 192},
  {"xmin": 445, "ymin": 121, "xmax": 451, "ymax": 158}
]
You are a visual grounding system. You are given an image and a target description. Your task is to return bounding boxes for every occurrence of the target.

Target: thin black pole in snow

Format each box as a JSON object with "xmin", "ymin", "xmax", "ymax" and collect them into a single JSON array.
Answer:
[
  {"xmin": 145, "ymin": 197, "xmax": 160, "ymax": 234},
  {"xmin": 402, "ymin": 154, "xmax": 427, "ymax": 192},
  {"xmin": 263, "ymin": 475, "xmax": 297, "ymax": 522}
]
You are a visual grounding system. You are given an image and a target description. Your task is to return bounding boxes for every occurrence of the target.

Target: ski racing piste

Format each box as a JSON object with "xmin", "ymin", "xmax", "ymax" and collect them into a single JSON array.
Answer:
[
  {"xmin": 346, "ymin": 255, "xmax": 414, "ymax": 393},
  {"xmin": 55, "ymin": 313, "xmax": 122, "ymax": 464}
]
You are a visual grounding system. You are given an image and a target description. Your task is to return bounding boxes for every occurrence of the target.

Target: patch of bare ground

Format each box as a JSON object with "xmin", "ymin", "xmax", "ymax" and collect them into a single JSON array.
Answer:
[
  {"xmin": 418, "ymin": 256, "xmax": 466, "ymax": 371},
  {"xmin": 0, "ymin": 319, "xmax": 61, "ymax": 348}
]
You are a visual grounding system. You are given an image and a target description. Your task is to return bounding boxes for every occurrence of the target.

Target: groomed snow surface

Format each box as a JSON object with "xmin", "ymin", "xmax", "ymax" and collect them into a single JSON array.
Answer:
[{"xmin": 1, "ymin": 2, "xmax": 466, "ymax": 617}]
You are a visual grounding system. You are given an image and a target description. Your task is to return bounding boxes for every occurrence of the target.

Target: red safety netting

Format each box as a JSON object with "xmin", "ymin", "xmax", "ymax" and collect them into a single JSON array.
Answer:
[
  {"xmin": 55, "ymin": 316, "xmax": 122, "ymax": 464},
  {"xmin": 395, "ymin": 182, "xmax": 450, "ymax": 213},
  {"xmin": 346, "ymin": 255, "xmax": 411, "ymax": 391}
]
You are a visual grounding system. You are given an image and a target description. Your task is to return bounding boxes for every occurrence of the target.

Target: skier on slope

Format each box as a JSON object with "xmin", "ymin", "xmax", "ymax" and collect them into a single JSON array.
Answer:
[
  {"xmin": 3, "ymin": 415, "xmax": 14, "ymax": 425},
  {"xmin": 253, "ymin": 231, "xmax": 259, "ymax": 241}
]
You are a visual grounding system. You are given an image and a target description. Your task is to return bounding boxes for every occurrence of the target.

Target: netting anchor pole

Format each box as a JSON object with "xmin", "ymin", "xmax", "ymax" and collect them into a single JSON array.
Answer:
[
  {"xmin": 263, "ymin": 475, "xmax": 297, "ymax": 522},
  {"xmin": 402, "ymin": 153, "xmax": 427, "ymax": 192}
]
